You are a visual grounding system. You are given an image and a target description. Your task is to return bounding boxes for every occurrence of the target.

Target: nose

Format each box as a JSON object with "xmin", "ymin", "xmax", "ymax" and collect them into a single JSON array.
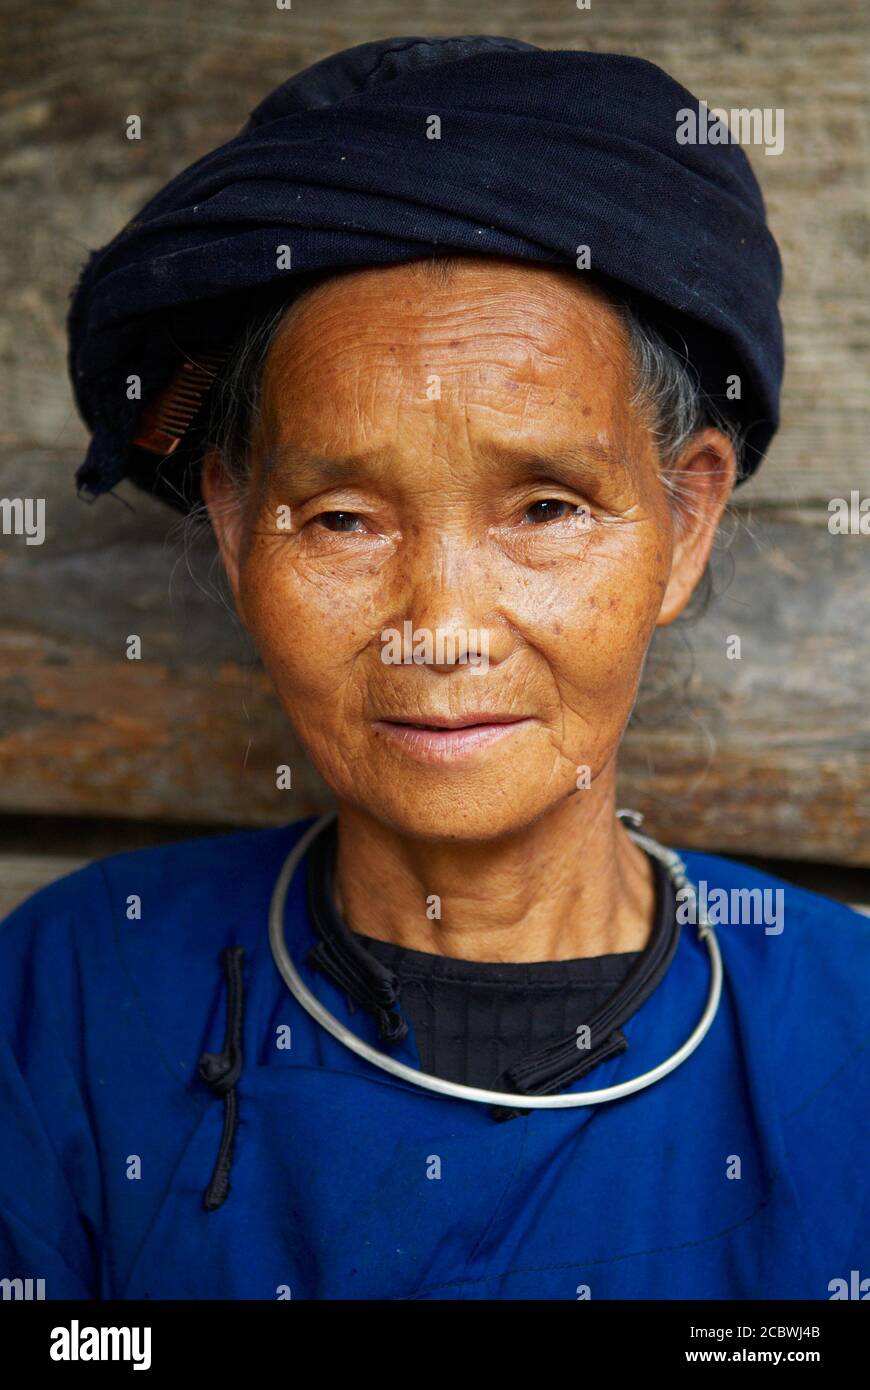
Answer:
[{"xmin": 392, "ymin": 529, "xmax": 513, "ymax": 672}]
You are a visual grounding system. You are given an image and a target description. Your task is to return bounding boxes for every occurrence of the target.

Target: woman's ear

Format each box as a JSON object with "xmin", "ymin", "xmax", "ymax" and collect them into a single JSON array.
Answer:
[
  {"xmin": 656, "ymin": 428, "xmax": 736, "ymax": 627},
  {"xmin": 201, "ymin": 449, "xmax": 246, "ymax": 619}
]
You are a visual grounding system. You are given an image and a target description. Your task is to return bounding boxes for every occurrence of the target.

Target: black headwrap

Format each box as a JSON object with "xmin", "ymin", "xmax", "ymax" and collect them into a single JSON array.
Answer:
[{"xmin": 68, "ymin": 34, "xmax": 784, "ymax": 512}]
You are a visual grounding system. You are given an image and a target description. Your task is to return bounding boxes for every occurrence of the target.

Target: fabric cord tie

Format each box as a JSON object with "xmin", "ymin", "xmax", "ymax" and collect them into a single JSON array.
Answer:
[
  {"xmin": 307, "ymin": 939, "xmax": 408, "ymax": 1044},
  {"xmin": 489, "ymin": 1032, "xmax": 630, "ymax": 1123},
  {"xmin": 304, "ymin": 818, "xmax": 409, "ymax": 1044},
  {"xmin": 198, "ymin": 945, "xmax": 245, "ymax": 1211}
]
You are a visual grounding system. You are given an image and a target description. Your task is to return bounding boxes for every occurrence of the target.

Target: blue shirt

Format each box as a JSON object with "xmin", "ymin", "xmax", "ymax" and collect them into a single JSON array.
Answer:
[{"xmin": 1, "ymin": 816, "xmax": 867, "ymax": 1300}]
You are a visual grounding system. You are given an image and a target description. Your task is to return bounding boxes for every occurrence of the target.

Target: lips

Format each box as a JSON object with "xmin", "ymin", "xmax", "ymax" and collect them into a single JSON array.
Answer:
[
  {"xmin": 372, "ymin": 714, "xmax": 534, "ymax": 764},
  {"xmin": 381, "ymin": 714, "xmax": 525, "ymax": 730}
]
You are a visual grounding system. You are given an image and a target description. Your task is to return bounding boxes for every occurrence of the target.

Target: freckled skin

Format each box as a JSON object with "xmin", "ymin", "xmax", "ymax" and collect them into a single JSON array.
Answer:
[{"xmin": 206, "ymin": 258, "xmax": 734, "ymax": 961}]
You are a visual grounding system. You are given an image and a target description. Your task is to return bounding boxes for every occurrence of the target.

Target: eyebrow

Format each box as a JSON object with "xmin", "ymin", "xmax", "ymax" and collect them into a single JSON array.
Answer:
[
  {"xmin": 479, "ymin": 440, "xmax": 621, "ymax": 478},
  {"xmin": 267, "ymin": 445, "xmax": 387, "ymax": 486}
]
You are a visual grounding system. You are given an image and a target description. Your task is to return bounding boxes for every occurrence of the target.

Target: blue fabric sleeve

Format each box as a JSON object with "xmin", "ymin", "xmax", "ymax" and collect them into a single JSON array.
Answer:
[
  {"xmin": 0, "ymin": 870, "xmax": 106, "ymax": 1299},
  {"xmin": 778, "ymin": 901, "xmax": 870, "ymax": 1278}
]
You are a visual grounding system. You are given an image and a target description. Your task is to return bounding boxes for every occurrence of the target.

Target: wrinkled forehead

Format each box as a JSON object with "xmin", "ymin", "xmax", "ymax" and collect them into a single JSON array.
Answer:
[{"xmin": 256, "ymin": 258, "xmax": 639, "ymax": 462}]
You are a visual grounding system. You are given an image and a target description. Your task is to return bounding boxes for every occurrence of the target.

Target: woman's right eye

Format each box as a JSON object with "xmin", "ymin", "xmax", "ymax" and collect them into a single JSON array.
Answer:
[
  {"xmin": 522, "ymin": 498, "xmax": 574, "ymax": 524},
  {"xmin": 312, "ymin": 511, "xmax": 365, "ymax": 533}
]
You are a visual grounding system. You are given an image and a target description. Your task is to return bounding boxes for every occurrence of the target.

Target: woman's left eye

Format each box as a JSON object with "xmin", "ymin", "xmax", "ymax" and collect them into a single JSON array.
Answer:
[
  {"xmin": 313, "ymin": 511, "xmax": 365, "ymax": 533},
  {"xmin": 522, "ymin": 499, "xmax": 575, "ymax": 524}
]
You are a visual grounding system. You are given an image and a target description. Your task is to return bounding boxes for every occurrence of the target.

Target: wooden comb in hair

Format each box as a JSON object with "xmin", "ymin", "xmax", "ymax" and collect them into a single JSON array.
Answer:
[{"xmin": 133, "ymin": 350, "xmax": 228, "ymax": 456}]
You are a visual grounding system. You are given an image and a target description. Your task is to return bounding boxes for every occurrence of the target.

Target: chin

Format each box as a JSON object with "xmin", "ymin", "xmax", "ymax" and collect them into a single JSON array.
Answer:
[{"xmin": 340, "ymin": 777, "xmax": 559, "ymax": 844}]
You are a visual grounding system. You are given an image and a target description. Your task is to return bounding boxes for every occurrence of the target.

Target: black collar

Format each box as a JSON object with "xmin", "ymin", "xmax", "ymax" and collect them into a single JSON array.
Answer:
[{"xmin": 305, "ymin": 817, "xmax": 680, "ymax": 1117}]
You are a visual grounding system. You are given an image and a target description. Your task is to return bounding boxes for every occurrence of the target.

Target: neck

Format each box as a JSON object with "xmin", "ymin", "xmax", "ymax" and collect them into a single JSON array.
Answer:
[{"xmin": 331, "ymin": 777, "xmax": 655, "ymax": 963}]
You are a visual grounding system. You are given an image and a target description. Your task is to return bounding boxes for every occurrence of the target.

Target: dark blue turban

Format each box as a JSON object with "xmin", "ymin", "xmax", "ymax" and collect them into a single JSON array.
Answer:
[{"xmin": 68, "ymin": 34, "xmax": 784, "ymax": 511}]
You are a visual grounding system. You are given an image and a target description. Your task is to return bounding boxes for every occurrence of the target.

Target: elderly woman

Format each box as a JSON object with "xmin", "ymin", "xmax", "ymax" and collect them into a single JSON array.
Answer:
[{"xmin": 1, "ymin": 35, "xmax": 867, "ymax": 1303}]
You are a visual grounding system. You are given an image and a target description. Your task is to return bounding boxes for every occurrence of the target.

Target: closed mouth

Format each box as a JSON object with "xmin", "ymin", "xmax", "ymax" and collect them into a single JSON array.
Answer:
[{"xmin": 380, "ymin": 715, "xmax": 526, "ymax": 731}]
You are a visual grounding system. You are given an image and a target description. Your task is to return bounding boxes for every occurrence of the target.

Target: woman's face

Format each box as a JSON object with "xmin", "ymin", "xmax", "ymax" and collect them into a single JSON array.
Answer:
[{"xmin": 208, "ymin": 258, "xmax": 726, "ymax": 842}]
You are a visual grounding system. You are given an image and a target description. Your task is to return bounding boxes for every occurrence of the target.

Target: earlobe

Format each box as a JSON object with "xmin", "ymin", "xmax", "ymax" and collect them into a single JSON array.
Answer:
[{"xmin": 655, "ymin": 429, "xmax": 736, "ymax": 627}]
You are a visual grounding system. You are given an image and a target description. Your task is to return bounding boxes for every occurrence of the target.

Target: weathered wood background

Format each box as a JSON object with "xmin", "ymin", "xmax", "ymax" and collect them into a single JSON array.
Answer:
[{"xmin": 0, "ymin": 0, "xmax": 867, "ymax": 895}]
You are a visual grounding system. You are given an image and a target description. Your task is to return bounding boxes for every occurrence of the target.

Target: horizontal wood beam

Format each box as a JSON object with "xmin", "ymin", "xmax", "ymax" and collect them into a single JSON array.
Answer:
[{"xmin": 1, "ymin": 455, "xmax": 867, "ymax": 865}]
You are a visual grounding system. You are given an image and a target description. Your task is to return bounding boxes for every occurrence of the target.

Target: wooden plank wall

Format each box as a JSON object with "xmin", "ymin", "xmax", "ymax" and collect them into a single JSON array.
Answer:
[{"xmin": 0, "ymin": 0, "xmax": 867, "ymax": 878}]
